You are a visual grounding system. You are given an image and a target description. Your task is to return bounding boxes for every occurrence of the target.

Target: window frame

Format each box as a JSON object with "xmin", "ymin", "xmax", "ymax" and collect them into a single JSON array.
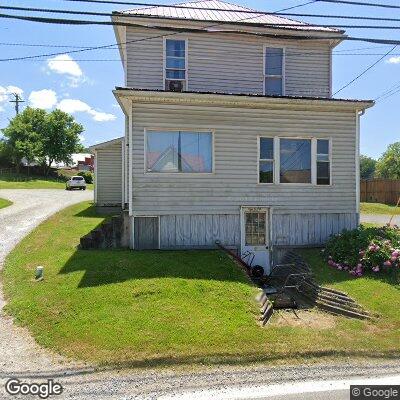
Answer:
[
  {"xmin": 163, "ymin": 37, "xmax": 189, "ymax": 91},
  {"xmin": 144, "ymin": 128, "xmax": 215, "ymax": 175},
  {"xmin": 263, "ymin": 45, "xmax": 286, "ymax": 96},
  {"xmin": 316, "ymin": 138, "xmax": 332, "ymax": 186},
  {"xmin": 257, "ymin": 136, "xmax": 332, "ymax": 186},
  {"xmin": 257, "ymin": 136, "xmax": 276, "ymax": 185}
]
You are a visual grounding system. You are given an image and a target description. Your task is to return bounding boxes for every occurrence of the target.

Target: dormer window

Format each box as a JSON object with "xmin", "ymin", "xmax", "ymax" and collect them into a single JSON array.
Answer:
[
  {"xmin": 164, "ymin": 39, "xmax": 187, "ymax": 92},
  {"xmin": 264, "ymin": 47, "xmax": 284, "ymax": 96}
]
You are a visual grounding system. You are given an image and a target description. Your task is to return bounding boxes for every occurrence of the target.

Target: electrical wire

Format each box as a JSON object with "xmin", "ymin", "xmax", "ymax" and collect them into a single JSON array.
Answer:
[
  {"xmin": 3, "ymin": 8, "xmax": 400, "ymax": 29},
  {"xmin": 316, "ymin": 0, "xmax": 400, "ymax": 9},
  {"xmin": 333, "ymin": 45, "xmax": 397, "ymax": 95}
]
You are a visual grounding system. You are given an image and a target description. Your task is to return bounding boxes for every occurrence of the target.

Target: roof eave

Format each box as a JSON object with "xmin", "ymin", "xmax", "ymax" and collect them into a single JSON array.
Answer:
[{"xmin": 113, "ymin": 88, "xmax": 374, "ymax": 114}]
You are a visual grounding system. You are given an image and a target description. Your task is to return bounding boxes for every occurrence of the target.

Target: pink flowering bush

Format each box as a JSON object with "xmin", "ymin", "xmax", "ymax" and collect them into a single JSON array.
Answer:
[{"xmin": 323, "ymin": 225, "xmax": 400, "ymax": 280}]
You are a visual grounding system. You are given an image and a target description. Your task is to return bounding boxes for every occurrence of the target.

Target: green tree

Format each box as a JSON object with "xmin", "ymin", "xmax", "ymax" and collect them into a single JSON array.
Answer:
[
  {"xmin": 1, "ymin": 107, "xmax": 84, "ymax": 175},
  {"xmin": 38, "ymin": 109, "xmax": 84, "ymax": 175},
  {"xmin": 2, "ymin": 108, "xmax": 46, "ymax": 172},
  {"xmin": 375, "ymin": 142, "xmax": 400, "ymax": 179},
  {"xmin": 360, "ymin": 155, "xmax": 377, "ymax": 179}
]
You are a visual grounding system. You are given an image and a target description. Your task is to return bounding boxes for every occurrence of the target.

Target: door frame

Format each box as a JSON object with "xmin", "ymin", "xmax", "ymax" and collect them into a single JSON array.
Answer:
[
  {"xmin": 240, "ymin": 206, "xmax": 273, "ymax": 266},
  {"xmin": 132, "ymin": 215, "xmax": 161, "ymax": 250}
]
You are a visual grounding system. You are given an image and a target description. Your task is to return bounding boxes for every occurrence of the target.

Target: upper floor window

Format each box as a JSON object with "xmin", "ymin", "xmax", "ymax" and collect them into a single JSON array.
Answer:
[
  {"xmin": 146, "ymin": 130, "xmax": 212, "ymax": 173},
  {"xmin": 164, "ymin": 39, "xmax": 187, "ymax": 92},
  {"xmin": 264, "ymin": 47, "xmax": 284, "ymax": 96}
]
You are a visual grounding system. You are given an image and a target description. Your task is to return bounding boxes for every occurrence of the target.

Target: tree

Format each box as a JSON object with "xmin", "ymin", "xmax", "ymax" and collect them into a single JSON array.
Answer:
[
  {"xmin": 360, "ymin": 155, "xmax": 377, "ymax": 179},
  {"xmin": 38, "ymin": 109, "xmax": 84, "ymax": 175},
  {"xmin": 1, "ymin": 107, "xmax": 84, "ymax": 175},
  {"xmin": 2, "ymin": 108, "xmax": 46, "ymax": 173},
  {"xmin": 375, "ymin": 142, "xmax": 400, "ymax": 179}
]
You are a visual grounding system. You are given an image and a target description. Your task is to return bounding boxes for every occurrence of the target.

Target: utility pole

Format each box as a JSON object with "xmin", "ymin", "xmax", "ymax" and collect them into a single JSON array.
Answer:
[{"xmin": 9, "ymin": 93, "xmax": 25, "ymax": 116}]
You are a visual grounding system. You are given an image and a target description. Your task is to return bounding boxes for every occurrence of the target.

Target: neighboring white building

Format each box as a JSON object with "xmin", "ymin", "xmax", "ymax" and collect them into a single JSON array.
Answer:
[{"xmin": 91, "ymin": 0, "xmax": 374, "ymax": 271}]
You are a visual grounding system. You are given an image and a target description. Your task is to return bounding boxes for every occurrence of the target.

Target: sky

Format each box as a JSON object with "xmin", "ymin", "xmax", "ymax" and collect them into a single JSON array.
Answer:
[{"xmin": 1, "ymin": 0, "xmax": 400, "ymax": 158}]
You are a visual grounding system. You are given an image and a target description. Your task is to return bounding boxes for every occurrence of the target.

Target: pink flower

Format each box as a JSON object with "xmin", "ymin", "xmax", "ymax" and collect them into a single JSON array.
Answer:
[
  {"xmin": 392, "ymin": 251, "xmax": 399, "ymax": 258},
  {"xmin": 337, "ymin": 266, "xmax": 343, "ymax": 271},
  {"xmin": 384, "ymin": 260, "xmax": 392, "ymax": 267},
  {"xmin": 372, "ymin": 266, "xmax": 380, "ymax": 273},
  {"xmin": 368, "ymin": 245, "xmax": 375, "ymax": 251},
  {"xmin": 391, "ymin": 256, "xmax": 397, "ymax": 262},
  {"xmin": 375, "ymin": 245, "xmax": 381, "ymax": 251},
  {"xmin": 359, "ymin": 250, "xmax": 365, "ymax": 257},
  {"xmin": 328, "ymin": 260, "xmax": 334, "ymax": 267}
]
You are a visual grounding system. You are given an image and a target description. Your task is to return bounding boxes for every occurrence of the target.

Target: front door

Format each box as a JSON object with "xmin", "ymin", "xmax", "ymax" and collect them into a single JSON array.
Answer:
[{"xmin": 241, "ymin": 207, "xmax": 270, "ymax": 274}]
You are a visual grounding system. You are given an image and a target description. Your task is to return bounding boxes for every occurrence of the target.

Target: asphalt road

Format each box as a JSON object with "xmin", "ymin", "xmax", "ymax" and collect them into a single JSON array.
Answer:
[{"xmin": 0, "ymin": 190, "xmax": 398, "ymax": 399}]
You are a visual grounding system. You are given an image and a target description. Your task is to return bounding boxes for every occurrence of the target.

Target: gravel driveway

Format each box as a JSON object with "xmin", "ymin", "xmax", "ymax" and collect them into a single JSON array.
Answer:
[
  {"xmin": 360, "ymin": 213, "xmax": 400, "ymax": 226},
  {"xmin": 0, "ymin": 189, "xmax": 93, "ymax": 377},
  {"xmin": 0, "ymin": 191, "xmax": 399, "ymax": 399}
]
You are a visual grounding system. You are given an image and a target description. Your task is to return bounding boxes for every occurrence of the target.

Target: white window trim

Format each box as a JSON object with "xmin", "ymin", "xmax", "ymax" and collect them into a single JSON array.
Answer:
[
  {"xmin": 143, "ymin": 128, "xmax": 215, "ymax": 175},
  {"xmin": 257, "ymin": 136, "xmax": 275, "ymax": 185},
  {"xmin": 257, "ymin": 136, "xmax": 332, "ymax": 186},
  {"xmin": 163, "ymin": 37, "xmax": 189, "ymax": 91},
  {"xmin": 316, "ymin": 137, "xmax": 333, "ymax": 186},
  {"xmin": 263, "ymin": 45, "xmax": 286, "ymax": 96}
]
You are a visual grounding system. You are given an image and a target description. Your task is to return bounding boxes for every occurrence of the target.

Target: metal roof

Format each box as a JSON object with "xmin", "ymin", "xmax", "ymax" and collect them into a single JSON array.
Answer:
[{"xmin": 117, "ymin": 0, "xmax": 339, "ymax": 33}]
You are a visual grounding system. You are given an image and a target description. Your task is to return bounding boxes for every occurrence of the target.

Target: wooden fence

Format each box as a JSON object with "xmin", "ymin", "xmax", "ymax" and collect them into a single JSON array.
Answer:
[{"xmin": 361, "ymin": 179, "xmax": 400, "ymax": 205}]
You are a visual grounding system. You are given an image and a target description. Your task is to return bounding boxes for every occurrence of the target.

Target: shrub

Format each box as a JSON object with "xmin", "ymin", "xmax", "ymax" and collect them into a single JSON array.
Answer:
[
  {"xmin": 323, "ymin": 225, "xmax": 400, "ymax": 279},
  {"xmin": 77, "ymin": 171, "xmax": 93, "ymax": 184}
]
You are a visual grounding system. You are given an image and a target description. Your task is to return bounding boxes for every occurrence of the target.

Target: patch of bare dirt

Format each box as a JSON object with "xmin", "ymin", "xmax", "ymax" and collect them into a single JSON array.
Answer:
[{"xmin": 271, "ymin": 309, "xmax": 337, "ymax": 329}]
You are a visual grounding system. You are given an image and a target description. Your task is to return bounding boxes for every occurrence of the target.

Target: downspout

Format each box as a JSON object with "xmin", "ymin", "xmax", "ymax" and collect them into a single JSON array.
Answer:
[
  {"xmin": 355, "ymin": 109, "xmax": 365, "ymax": 222},
  {"xmin": 94, "ymin": 150, "xmax": 98, "ymax": 205},
  {"xmin": 128, "ymin": 99, "xmax": 133, "ymax": 217}
]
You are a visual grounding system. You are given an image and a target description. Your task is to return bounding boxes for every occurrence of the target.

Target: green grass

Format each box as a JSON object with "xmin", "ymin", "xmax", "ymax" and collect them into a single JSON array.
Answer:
[
  {"xmin": 0, "ymin": 172, "xmax": 93, "ymax": 190},
  {"xmin": 2, "ymin": 203, "xmax": 400, "ymax": 368},
  {"xmin": 0, "ymin": 197, "xmax": 12, "ymax": 209},
  {"xmin": 361, "ymin": 202, "xmax": 400, "ymax": 215}
]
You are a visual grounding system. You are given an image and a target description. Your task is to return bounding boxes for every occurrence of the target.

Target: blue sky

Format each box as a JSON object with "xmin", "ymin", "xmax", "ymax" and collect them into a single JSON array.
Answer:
[{"xmin": 1, "ymin": 0, "xmax": 399, "ymax": 158}]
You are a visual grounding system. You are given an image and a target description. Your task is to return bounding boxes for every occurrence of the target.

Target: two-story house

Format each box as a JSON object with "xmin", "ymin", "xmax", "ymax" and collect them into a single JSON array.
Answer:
[{"xmin": 90, "ymin": 0, "xmax": 374, "ymax": 271}]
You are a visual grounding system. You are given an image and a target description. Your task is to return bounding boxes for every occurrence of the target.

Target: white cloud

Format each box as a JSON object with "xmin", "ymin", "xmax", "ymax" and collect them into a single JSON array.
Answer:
[
  {"xmin": 57, "ymin": 99, "xmax": 116, "ymax": 122},
  {"xmin": 46, "ymin": 54, "xmax": 85, "ymax": 87},
  {"xmin": 387, "ymin": 56, "xmax": 400, "ymax": 64},
  {"xmin": 28, "ymin": 89, "xmax": 57, "ymax": 109},
  {"xmin": 47, "ymin": 54, "xmax": 82, "ymax": 77}
]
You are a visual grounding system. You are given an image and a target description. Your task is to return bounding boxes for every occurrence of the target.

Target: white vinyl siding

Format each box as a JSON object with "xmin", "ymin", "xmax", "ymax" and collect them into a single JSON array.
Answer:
[
  {"xmin": 95, "ymin": 142, "xmax": 123, "ymax": 206},
  {"xmin": 129, "ymin": 101, "xmax": 357, "ymax": 215},
  {"xmin": 125, "ymin": 27, "xmax": 331, "ymax": 97}
]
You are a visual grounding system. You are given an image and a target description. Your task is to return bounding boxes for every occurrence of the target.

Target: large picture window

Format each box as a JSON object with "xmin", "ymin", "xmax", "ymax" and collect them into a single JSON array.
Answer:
[
  {"xmin": 258, "ymin": 137, "xmax": 331, "ymax": 185},
  {"xmin": 280, "ymin": 139, "xmax": 312, "ymax": 184},
  {"xmin": 264, "ymin": 47, "xmax": 284, "ymax": 96},
  {"xmin": 146, "ymin": 131, "xmax": 212, "ymax": 173}
]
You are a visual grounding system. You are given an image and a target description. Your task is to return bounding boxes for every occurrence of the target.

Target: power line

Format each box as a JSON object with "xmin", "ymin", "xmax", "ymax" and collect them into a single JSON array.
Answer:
[
  {"xmin": 4, "ymin": 8, "xmax": 400, "ymax": 29},
  {"xmin": 0, "ymin": 0, "xmax": 317, "ymax": 61},
  {"xmin": 316, "ymin": 0, "xmax": 400, "ymax": 9},
  {"xmin": 6, "ymin": 4, "xmax": 400, "ymax": 25},
  {"xmin": 333, "ymin": 45, "xmax": 397, "ymax": 95},
  {"xmin": 0, "ymin": 41, "xmax": 391, "ymax": 53}
]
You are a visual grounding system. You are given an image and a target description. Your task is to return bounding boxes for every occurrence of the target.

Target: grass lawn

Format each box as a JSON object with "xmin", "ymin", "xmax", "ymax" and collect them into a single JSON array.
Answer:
[
  {"xmin": 0, "ymin": 197, "xmax": 12, "ymax": 209},
  {"xmin": 361, "ymin": 202, "xmax": 400, "ymax": 215},
  {"xmin": 2, "ymin": 203, "xmax": 400, "ymax": 368},
  {"xmin": 0, "ymin": 172, "xmax": 93, "ymax": 190}
]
